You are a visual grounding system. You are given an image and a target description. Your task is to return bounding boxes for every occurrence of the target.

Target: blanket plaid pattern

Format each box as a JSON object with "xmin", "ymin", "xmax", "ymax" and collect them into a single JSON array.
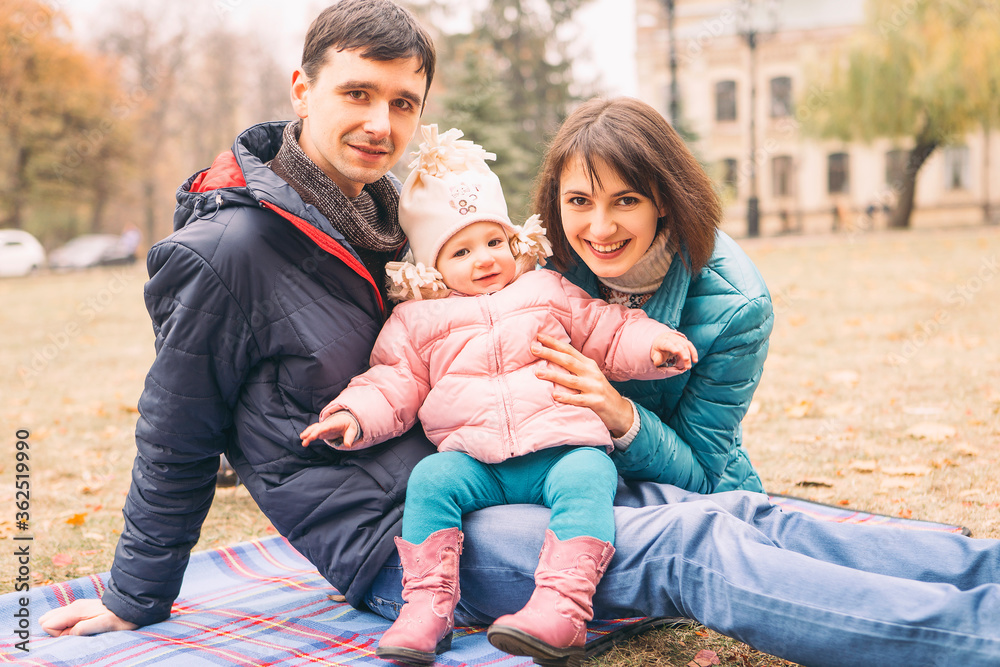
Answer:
[{"xmin": 0, "ymin": 495, "xmax": 968, "ymax": 666}]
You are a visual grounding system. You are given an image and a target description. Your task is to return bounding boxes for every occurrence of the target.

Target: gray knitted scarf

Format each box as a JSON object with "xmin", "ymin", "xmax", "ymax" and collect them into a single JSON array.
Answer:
[{"xmin": 269, "ymin": 120, "xmax": 405, "ymax": 252}]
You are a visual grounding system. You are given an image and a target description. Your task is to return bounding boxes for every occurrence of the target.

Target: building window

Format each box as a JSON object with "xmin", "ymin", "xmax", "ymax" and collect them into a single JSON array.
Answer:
[
  {"xmin": 771, "ymin": 155, "xmax": 793, "ymax": 197},
  {"xmin": 721, "ymin": 158, "xmax": 738, "ymax": 195},
  {"xmin": 943, "ymin": 145, "xmax": 971, "ymax": 190},
  {"xmin": 885, "ymin": 148, "xmax": 908, "ymax": 190},
  {"xmin": 770, "ymin": 76, "xmax": 793, "ymax": 118},
  {"xmin": 828, "ymin": 152, "xmax": 850, "ymax": 194},
  {"xmin": 715, "ymin": 80, "xmax": 737, "ymax": 122}
]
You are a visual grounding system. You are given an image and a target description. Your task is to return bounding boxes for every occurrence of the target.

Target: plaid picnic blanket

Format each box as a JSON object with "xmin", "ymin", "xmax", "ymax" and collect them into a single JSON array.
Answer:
[{"xmin": 0, "ymin": 495, "xmax": 968, "ymax": 666}]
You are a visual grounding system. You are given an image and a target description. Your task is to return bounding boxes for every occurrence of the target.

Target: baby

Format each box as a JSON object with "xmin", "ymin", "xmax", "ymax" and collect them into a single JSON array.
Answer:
[{"xmin": 300, "ymin": 125, "xmax": 697, "ymax": 665}]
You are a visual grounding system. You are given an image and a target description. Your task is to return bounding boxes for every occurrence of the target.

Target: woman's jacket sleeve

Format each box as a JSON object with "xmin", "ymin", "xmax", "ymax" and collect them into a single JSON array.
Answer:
[{"xmin": 611, "ymin": 295, "xmax": 772, "ymax": 493}]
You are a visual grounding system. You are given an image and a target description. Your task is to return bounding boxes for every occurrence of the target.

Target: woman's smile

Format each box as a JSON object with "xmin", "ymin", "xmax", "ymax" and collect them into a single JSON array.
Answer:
[
  {"xmin": 586, "ymin": 239, "xmax": 631, "ymax": 255},
  {"xmin": 559, "ymin": 157, "xmax": 660, "ymax": 278}
]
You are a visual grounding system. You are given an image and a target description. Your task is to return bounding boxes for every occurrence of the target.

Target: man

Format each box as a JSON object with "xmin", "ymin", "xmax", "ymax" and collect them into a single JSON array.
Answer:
[
  {"xmin": 40, "ymin": 0, "xmax": 437, "ymax": 635},
  {"xmin": 40, "ymin": 2, "xmax": 1000, "ymax": 666}
]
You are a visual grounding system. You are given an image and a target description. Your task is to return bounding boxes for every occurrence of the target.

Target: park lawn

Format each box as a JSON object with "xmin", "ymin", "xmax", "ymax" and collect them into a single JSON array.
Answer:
[{"xmin": 1, "ymin": 226, "xmax": 997, "ymax": 666}]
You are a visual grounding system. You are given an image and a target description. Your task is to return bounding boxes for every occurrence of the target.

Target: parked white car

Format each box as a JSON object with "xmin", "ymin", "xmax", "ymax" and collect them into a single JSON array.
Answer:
[
  {"xmin": 0, "ymin": 229, "xmax": 46, "ymax": 277},
  {"xmin": 48, "ymin": 233, "xmax": 138, "ymax": 270}
]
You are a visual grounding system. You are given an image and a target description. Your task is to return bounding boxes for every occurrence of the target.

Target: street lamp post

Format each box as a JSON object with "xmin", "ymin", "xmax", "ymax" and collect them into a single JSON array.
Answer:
[
  {"xmin": 745, "ymin": 25, "xmax": 760, "ymax": 237},
  {"xmin": 739, "ymin": 0, "xmax": 776, "ymax": 238},
  {"xmin": 664, "ymin": 0, "xmax": 678, "ymax": 126}
]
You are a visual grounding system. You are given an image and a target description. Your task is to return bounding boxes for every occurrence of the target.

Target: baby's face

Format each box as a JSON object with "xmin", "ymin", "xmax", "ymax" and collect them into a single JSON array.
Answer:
[{"xmin": 436, "ymin": 221, "xmax": 517, "ymax": 295}]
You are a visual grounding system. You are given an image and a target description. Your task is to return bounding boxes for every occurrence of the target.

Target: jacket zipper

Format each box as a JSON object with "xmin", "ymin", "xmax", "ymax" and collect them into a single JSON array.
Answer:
[
  {"xmin": 483, "ymin": 295, "xmax": 517, "ymax": 459},
  {"xmin": 259, "ymin": 200, "xmax": 386, "ymax": 316}
]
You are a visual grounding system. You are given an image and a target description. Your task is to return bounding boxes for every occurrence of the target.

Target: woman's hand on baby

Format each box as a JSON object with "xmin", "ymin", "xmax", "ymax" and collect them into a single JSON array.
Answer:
[
  {"xmin": 531, "ymin": 333, "xmax": 635, "ymax": 438},
  {"xmin": 650, "ymin": 331, "xmax": 698, "ymax": 373},
  {"xmin": 300, "ymin": 411, "xmax": 359, "ymax": 449}
]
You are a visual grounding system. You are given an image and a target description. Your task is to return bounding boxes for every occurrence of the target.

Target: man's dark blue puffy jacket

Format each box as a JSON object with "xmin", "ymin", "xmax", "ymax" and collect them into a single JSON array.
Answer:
[{"xmin": 103, "ymin": 121, "xmax": 435, "ymax": 626}]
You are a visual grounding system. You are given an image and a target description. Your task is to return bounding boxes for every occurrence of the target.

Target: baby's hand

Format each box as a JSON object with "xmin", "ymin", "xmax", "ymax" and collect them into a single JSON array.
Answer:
[
  {"xmin": 650, "ymin": 331, "xmax": 698, "ymax": 374},
  {"xmin": 300, "ymin": 411, "xmax": 360, "ymax": 449}
]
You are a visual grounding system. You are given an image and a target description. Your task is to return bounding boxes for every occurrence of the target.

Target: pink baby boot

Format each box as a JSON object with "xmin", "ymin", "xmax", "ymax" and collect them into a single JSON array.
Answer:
[
  {"xmin": 376, "ymin": 527, "xmax": 463, "ymax": 665},
  {"xmin": 487, "ymin": 529, "xmax": 614, "ymax": 666}
]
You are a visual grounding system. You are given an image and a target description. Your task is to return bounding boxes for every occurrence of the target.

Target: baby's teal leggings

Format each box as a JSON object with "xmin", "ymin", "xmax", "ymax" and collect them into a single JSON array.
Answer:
[{"xmin": 401, "ymin": 445, "xmax": 618, "ymax": 545}]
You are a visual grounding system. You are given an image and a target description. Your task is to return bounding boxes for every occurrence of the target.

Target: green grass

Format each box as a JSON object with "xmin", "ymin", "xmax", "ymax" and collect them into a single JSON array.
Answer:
[{"xmin": 1, "ymin": 226, "xmax": 997, "ymax": 665}]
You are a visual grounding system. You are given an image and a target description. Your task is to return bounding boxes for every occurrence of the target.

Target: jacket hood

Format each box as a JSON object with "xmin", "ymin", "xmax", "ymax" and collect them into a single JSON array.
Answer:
[
  {"xmin": 173, "ymin": 122, "xmax": 373, "ymax": 253},
  {"xmin": 174, "ymin": 122, "xmax": 283, "ymax": 232},
  {"xmin": 172, "ymin": 121, "xmax": 406, "ymax": 314}
]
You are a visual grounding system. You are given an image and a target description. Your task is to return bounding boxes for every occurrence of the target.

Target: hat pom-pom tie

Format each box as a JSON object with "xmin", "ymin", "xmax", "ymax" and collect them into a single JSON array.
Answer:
[
  {"xmin": 511, "ymin": 215, "xmax": 553, "ymax": 266},
  {"xmin": 386, "ymin": 261, "xmax": 449, "ymax": 302},
  {"xmin": 408, "ymin": 125, "xmax": 497, "ymax": 178}
]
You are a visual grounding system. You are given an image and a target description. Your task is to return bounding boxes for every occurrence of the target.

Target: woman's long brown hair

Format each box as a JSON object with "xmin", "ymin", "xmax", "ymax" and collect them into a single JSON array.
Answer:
[{"xmin": 533, "ymin": 97, "xmax": 720, "ymax": 274}]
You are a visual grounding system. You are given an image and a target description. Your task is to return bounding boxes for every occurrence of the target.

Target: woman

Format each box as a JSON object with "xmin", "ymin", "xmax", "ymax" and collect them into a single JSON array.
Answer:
[
  {"xmin": 530, "ymin": 96, "xmax": 769, "ymax": 494},
  {"xmin": 478, "ymin": 98, "xmax": 1000, "ymax": 666}
]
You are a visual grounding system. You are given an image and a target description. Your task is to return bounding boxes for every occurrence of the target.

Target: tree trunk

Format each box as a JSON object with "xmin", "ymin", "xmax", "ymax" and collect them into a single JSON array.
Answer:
[
  {"xmin": 3, "ymin": 146, "xmax": 32, "ymax": 229},
  {"xmin": 89, "ymin": 184, "xmax": 110, "ymax": 233},
  {"xmin": 87, "ymin": 149, "xmax": 111, "ymax": 233},
  {"xmin": 143, "ymin": 179, "xmax": 157, "ymax": 244},
  {"xmin": 889, "ymin": 137, "xmax": 938, "ymax": 229}
]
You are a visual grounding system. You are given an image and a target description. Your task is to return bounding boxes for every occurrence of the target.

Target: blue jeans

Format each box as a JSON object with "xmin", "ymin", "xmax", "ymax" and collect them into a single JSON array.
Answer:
[
  {"xmin": 402, "ymin": 447, "xmax": 617, "ymax": 544},
  {"xmin": 365, "ymin": 480, "xmax": 1000, "ymax": 667}
]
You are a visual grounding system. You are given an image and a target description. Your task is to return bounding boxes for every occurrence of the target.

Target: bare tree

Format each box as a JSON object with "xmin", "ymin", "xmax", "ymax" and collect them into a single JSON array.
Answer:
[{"xmin": 99, "ymin": 3, "xmax": 191, "ymax": 243}]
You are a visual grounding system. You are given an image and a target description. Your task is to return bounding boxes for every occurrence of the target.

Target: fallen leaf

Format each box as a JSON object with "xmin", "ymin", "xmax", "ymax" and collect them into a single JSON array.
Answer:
[
  {"xmin": 785, "ymin": 400, "xmax": 813, "ymax": 419},
  {"xmin": 897, "ymin": 509, "xmax": 913, "ymax": 519},
  {"xmin": 904, "ymin": 422, "xmax": 957, "ymax": 441},
  {"xmin": 837, "ymin": 499, "xmax": 851, "ymax": 506},
  {"xmin": 65, "ymin": 513, "xmax": 88, "ymax": 527},
  {"xmin": 881, "ymin": 465, "xmax": 931, "ymax": 477},
  {"xmin": 796, "ymin": 477, "xmax": 835, "ymax": 488},
  {"xmin": 690, "ymin": 649, "xmax": 721, "ymax": 666},
  {"xmin": 52, "ymin": 553, "xmax": 73, "ymax": 567},
  {"xmin": 848, "ymin": 460, "xmax": 878, "ymax": 473}
]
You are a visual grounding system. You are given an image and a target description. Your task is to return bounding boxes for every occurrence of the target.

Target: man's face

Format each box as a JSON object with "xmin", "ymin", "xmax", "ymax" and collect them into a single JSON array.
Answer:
[{"xmin": 291, "ymin": 48, "xmax": 426, "ymax": 198}]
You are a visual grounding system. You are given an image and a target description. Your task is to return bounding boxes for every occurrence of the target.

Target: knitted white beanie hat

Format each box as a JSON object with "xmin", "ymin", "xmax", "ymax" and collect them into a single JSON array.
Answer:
[
  {"xmin": 399, "ymin": 124, "xmax": 517, "ymax": 267},
  {"xmin": 387, "ymin": 125, "xmax": 551, "ymax": 301}
]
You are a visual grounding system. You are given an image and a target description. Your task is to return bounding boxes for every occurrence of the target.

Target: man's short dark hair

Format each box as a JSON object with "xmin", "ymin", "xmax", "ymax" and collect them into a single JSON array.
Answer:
[{"xmin": 302, "ymin": 0, "xmax": 436, "ymax": 98}]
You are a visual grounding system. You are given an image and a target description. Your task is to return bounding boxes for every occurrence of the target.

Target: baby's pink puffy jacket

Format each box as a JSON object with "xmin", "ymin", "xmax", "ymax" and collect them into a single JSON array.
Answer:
[{"xmin": 321, "ymin": 269, "xmax": 679, "ymax": 464}]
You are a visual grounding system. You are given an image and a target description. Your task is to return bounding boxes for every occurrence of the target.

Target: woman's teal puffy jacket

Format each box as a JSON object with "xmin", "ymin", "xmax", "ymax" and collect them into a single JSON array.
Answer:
[{"xmin": 562, "ymin": 231, "xmax": 772, "ymax": 493}]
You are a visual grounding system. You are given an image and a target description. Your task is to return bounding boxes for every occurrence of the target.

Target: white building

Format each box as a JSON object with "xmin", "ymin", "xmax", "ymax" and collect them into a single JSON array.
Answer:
[{"xmin": 634, "ymin": 0, "xmax": 1000, "ymax": 237}]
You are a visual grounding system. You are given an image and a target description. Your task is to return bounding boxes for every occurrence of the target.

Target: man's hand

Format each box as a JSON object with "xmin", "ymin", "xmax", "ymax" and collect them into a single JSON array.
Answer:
[
  {"xmin": 300, "ymin": 410, "xmax": 360, "ymax": 448},
  {"xmin": 650, "ymin": 330, "xmax": 698, "ymax": 374},
  {"xmin": 39, "ymin": 599, "xmax": 138, "ymax": 637}
]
